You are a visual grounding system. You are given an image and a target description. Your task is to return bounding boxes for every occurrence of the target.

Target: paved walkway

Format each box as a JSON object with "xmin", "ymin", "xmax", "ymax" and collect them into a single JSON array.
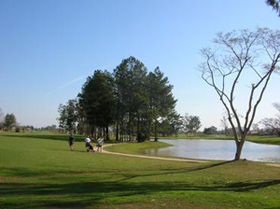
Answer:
[
  {"xmin": 101, "ymin": 144, "xmax": 207, "ymax": 163},
  {"xmin": 266, "ymin": 163, "xmax": 280, "ymax": 168},
  {"xmin": 101, "ymin": 144, "xmax": 280, "ymax": 167}
]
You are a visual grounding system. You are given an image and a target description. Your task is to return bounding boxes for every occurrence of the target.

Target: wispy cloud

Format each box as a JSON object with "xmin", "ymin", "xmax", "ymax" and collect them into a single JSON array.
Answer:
[
  {"xmin": 42, "ymin": 64, "xmax": 114, "ymax": 98},
  {"xmin": 43, "ymin": 74, "xmax": 88, "ymax": 98}
]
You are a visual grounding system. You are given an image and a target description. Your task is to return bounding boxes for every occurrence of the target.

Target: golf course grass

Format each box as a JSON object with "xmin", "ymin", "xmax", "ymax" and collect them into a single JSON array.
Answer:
[{"xmin": 1, "ymin": 132, "xmax": 280, "ymax": 208}]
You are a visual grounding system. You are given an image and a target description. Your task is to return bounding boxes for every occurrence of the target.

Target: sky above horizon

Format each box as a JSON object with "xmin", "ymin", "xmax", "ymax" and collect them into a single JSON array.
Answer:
[{"xmin": 0, "ymin": 0, "xmax": 280, "ymax": 129}]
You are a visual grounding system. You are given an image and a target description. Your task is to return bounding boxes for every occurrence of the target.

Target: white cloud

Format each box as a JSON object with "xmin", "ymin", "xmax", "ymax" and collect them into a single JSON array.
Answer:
[{"xmin": 43, "ymin": 74, "xmax": 88, "ymax": 98}]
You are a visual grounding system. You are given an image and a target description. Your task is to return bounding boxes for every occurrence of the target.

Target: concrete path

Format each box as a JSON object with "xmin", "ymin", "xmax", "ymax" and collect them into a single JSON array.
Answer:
[
  {"xmin": 266, "ymin": 163, "xmax": 280, "ymax": 168},
  {"xmin": 101, "ymin": 144, "xmax": 207, "ymax": 163},
  {"xmin": 100, "ymin": 144, "xmax": 280, "ymax": 167}
]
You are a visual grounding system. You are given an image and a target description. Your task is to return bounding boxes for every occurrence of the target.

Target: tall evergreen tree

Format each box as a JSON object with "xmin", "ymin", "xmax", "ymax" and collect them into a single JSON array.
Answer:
[
  {"xmin": 147, "ymin": 67, "xmax": 177, "ymax": 141},
  {"xmin": 114, "ymin": 56, "xmax": 148, "ymax": 141},
  {"xmin": 78, "ymin": 70, "xmax": 116, "ymax": 139}
]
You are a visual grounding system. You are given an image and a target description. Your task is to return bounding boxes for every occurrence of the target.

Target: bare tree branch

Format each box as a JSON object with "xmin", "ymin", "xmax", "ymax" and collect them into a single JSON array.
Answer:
[{"xmin": 199, "ymin": 28, "xmax": 280, "ymax": 160}]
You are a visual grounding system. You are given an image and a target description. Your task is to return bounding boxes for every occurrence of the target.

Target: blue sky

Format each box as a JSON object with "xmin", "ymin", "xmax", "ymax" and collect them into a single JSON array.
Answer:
[{"xmin": 0, "ymin": 0, "xmax": 279, "ymax": 128}]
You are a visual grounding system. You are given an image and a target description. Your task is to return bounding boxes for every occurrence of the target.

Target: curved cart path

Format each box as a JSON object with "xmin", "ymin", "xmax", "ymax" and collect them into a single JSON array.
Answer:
[
  {"xmin": 101, "ymin": 144, "xmax": 280, "ymax": 167},
  {"xmin": 266, "ymin": 163, "xmax": 280, "ymax": 168},
  {"xmin": 101, "ymin": 144, "xmax": 207, "ymax": 163}
]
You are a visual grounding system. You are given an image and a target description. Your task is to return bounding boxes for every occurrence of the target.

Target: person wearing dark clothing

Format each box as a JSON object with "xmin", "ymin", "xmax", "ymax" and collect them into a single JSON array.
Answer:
[{"xmin": 69, "ymin": 134, "xmax": 75, "ymax": 151}]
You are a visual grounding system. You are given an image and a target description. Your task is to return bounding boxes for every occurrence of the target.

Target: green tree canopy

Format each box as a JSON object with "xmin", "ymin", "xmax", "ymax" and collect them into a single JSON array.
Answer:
[
  {"xmin": 267, "ymin": 0, "xmax": 280, "ymax": 15},
  {"xmin": 78, "ymin": 70, "xmax": 116, "ymax": 138},
  {"xmin": 147, "ymin": 67, "xmax": 177, "ymax": 141},
  {"xmin": 203, "ymin": 126, "xmax": 218, "ymax": 135},
  {"xmin": 4, "ymin": 113, "xmax": 17, "ymax": 131},
  {"xmin": 114, "ymin": 56, "xmax": 149, "ymax": 141},
  {"xmin": 183, "ymin": 114, "xmax": 201, "ymax": 134},
  {"xmin": 57, "ymin": 99, "xmax": 78, "ymax": 133}
]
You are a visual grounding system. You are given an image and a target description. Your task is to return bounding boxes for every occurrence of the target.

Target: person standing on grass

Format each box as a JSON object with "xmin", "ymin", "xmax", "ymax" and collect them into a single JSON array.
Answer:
[
  {"xmin": 85, "ymin": 136, "xmax": 94, "ymax": 152},
  {"xmin": 69, "ymin": 133, "xmax": 75, "ymax": 151},
  {"xmin": 97, "ymin": 136, "xmax": 104, "ymax": 152}
]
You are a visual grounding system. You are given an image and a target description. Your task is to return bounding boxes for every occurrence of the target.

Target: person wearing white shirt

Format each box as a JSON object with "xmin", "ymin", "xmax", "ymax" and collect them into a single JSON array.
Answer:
[
  {"xmin": 85, "ymin": 136, "xmax": 94, "ymax": 152},
  {"xmin": 97, "ymin": 137, "xmax": 104, "ymax": 152}
]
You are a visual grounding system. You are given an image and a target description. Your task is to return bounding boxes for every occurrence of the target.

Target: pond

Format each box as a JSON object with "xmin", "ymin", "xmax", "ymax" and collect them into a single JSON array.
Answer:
[{"xmin": 144, "ymin": 139, "xmax": 280, "ymax": 162}]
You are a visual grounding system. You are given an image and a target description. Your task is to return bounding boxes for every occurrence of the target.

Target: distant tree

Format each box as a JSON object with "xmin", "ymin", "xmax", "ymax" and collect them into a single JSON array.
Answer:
[
  {"xmin": 251, "ymin": 123, "xmax": 259, "ymax": 131},
  {"xmin": 4, "ymin": 113, "xmax": 17, "ymax": 131},
  {"xmin": 76, "ymin": 101, "xmax": 87, "ymax": 135},
  {"xmin": 169, "ymin": 112, "xmax": 183, "ymax": 137},
  {"xmin": 0, "ymin": 121, "xmax": 3, "ymax": 131},
  {"xmin": 57, "ymin": 104, "xmax": 67, "ymax": 133},
  {"xmin": 65, "ymin": 99, "xmax": 78, "ymax": 133},
  {"xmin": 0, "ymin": 108, "xmax": 3, "ymax": 130},
  {"xmin": 200, "ymin": 28, "xmax": 280, "ymax": 160},
  {"xmin": 57, "ymin": 99, "xmax": 78, "ymax": 133},
  {"xmin": 203, "ymin": 126, "xmax": 218, "ymax": 135},
  {"xmin": 156, "ymin": 111, "xmax": 181, "ymax": 137},
  {"xmin": 261, "ymin": 103, "xmax": 280, "ymax": 136},
  {"xmin": 266, "ymin": 0, "xmax": 280, "ymax": 16},
  {"xmin": 0, "ymin": 108, "xmax": 3, "ymax": 120},
  {"xmin": 183, "ymin": 114, "xmax": 201, "ymax": 134}
]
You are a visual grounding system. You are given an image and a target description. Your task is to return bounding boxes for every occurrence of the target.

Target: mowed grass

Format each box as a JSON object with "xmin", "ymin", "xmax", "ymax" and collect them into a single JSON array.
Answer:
[
  {"xmin": 1, "ymin": 133, "xmax": 280, "ymax": 208},
  {"xmin": 161, "ymin": 134, "xmax": 280, "ymax": 146},
  {"xmin": 247, "ymin": 135, "xmax": 280, "ymax": 145}
]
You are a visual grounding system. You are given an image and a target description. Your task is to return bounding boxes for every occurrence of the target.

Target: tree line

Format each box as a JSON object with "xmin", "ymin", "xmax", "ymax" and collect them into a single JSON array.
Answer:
[{"xmin": 58, "ymin": 56, "xmax": 179, "ymax": 142}]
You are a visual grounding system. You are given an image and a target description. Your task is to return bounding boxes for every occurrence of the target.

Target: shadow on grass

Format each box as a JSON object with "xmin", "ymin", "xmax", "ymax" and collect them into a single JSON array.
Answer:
[
  {"xmin": 1, "ymin": 178, "xmax": 280, "ymax": 208},
  {"xmin": 0, "ymin": 161, "xmax": 232, "ymax": 179},
  {"xmin": 0, "ymin": 160, "xmax": 279, "ymax": 208},
  {"xmin": 114, "ymin": 161, "xmax": 234, "ymax": 182}
]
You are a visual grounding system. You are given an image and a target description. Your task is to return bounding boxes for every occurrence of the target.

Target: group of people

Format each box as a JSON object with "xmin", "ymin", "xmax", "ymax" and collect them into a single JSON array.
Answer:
[{"xmin": 69, "ymin": 134, "xmax": 104, "ymax": 152}]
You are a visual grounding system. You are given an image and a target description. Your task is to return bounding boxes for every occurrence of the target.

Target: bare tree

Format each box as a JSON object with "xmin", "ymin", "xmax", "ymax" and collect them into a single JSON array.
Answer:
[
  {"xmin": 261, "ymin": 103, "xmax": 280, "ymax": 136},
  {"xmin": 200, "ymin": 28, "xmax": 280, "ymax": 160}
]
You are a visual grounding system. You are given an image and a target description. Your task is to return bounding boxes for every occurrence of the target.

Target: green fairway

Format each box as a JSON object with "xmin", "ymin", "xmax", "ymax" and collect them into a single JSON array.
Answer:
[{"xmin": 1, "ymin": 133, "xmax": 280, "ymax": 208}]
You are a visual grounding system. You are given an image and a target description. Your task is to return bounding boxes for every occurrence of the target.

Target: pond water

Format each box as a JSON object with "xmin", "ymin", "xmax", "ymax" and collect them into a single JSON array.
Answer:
[{"xmin": 144, "ymin": 139, "xmax": 280, "ymax": 162}]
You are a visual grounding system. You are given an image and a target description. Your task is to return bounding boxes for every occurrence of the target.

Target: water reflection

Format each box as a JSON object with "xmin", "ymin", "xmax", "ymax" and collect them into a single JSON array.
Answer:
[{"xmin": 144, "ymin": 139, "xmax": 280, "ymax": 162}]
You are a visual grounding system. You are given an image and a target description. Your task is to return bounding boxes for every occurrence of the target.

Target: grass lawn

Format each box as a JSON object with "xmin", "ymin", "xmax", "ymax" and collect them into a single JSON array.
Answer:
[
  {"xmin": 160, "ymin": 134, "xmax": 280, "ymax": 146},
  {"xmin": 247, "ymin": 135, "xmax": 280, "ymax": 145},
  {"xmin": 1, "ymin": 133, "xmax": 280, "ymax": 208}
]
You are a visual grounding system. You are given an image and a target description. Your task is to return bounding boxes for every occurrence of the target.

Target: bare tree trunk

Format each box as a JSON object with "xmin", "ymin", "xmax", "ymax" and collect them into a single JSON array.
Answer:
[
  {"xmin": 116, "ymin": 123, "xmax": 119, "ymax": 141},
  {"xmin": 136, "ymin": 115, "xmax": 140, "ymax": 141},
  {"xmin": 106, "ymin": 125, "xmax": 109, "ymax": 140},
  {"xmin": 94, "ymin": 126, "xmax": 97, "ymax": 140},
  {"xmin": 120, "ymin": 120, "xmax": 123, "ymax": 141},
  {"xmin": 128, "ymin": 113, "xmax": 132, "ymax": 141},
  {"xmin": 147, "ymin": 119, "xmax": 151, "ymax": 141},
  {"xmin": 234, "ymin": 140, "xmax": 245, "ymax": 160},
  {"xmin": 155, "ymin": 119, "xmax": 158, "ymax": 142}
]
